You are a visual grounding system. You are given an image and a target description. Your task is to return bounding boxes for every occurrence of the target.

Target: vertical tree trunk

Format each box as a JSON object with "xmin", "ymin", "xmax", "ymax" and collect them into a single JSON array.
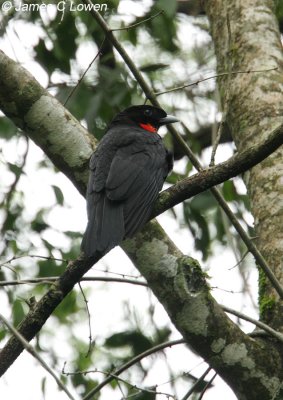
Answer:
[{"xmin": 206, "ymin": 0, "xmax": 283, "ymax": 329}]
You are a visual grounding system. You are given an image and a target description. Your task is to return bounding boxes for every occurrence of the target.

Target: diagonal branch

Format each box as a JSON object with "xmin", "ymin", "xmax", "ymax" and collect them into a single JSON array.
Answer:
[
  {"xmin": 63, "ymin": 339, "xmax": 185, "ymax": 400},
  {"xmin": 0, "ymin": 276, "xmax": 148, "ymax": 287},
  {"xmin": 180, "ymin": 366, "xmax": 212, "ymax": 400},
  {"xmin": 155, "ymin": 123, "xmax": 283, "ymax": 216},
  {"xmin": 222, "ymin": 306, "xmax": 283, "ymax": 343},
  {"xmin": 111, "ymin": 10, "xmax": 164, "ymax": 31},
  {"xmin": 0, "ymin": 254, "xmax": 100, "ymax": 376},
  {"xmin": 154, "ymin": 67, "xmax": 277, "ymax": 96}
]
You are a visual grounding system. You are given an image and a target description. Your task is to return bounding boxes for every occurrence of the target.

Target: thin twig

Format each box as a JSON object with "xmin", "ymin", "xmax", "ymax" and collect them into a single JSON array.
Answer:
[
  {"xmin": 83, "ymin": 0, "xmax": 283, "ymax": 300},
  {"xmin": 211, "ymin": 286, "xmax": 243, "ymax": 294},
  {"xmin": 105, "ymin": 374, "xmax": 172, "ymax": 399},
  {"xmin": 116, "ymin": 378, "xmax": 126, "ymax": 399},
  {"xmin": 0, "ymin": 276, "xmax": 148, "ymax": 287},
  {"xmin": 93, "ymin": 266, "xmax": 142, "ymax": 279},
  {"xmin": 181, "ymin": 366, "xmax": 212, "ymax": 400},
  {"xmin": 0, "ymin": 262, "xmax": 19, "ymax": 279},
  {"xmin": 154, "ymin": 67, "xmax": 277, "ymax": 96},
  {"xmin": 81, "ymin": 339, "xmax": 185, "ymax": 400},
  {"xmin": 221, "ymin": 305, "xmax": 283, "ymax": 343},
  {"xmin": 64, "ymin": 36, "xmax": 106, "ymax": 106},
  {"xmin": 0, "ymin": 313, "xmax": 76, "ymax": 400},
  {"xmin": 111, "ymin": 10, "xmax": 164, "ymax": 32},
  {"xmin": 63, "ymin": 368, "xmax": 174, "ymax": 398},
  {"xmin": 198, "ymin": 372, "xmax": 217, "ymax": 400},
  {"xmin": 0, "ymin": 253, "xmax": 68, "ymax": 268},
  {"xmin": 78, "ymin": 282, "xmax": 93, "ymax": 358},
  {"xmin": 228, "ymin": 250, "xmax": 249, "ymax": 270}
]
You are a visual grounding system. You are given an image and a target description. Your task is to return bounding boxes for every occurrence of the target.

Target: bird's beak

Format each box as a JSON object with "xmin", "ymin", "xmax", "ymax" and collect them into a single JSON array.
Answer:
[{"xmin": 159, "ymin": 114, "xmax": 179, "ymax": 125}]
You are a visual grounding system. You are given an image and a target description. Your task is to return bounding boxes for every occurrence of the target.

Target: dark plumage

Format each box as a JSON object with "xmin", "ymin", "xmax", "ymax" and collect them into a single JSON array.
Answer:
[{"xmin": 81, "ymin": 105, "xmax": 178, "ymax": 257}]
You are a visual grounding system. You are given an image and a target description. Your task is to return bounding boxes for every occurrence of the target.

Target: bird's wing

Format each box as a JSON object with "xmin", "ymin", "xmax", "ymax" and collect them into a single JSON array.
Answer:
[
  {"xmin": 123, "ymin": 166, "xmax": 165, "ymax": 236},
  {"xmin": 105, "ymin": 142, "xmax": 168, "ymax": 237},
  {"xmin": 106, "ymin": 140, "xmax": 167, "ymax": 194},
  {"xmin": 85, "ymin": 152, "xmax": 98, "ymax": 219},
  {"xmin": 82, "ymin": 152, "xmax": 125, "ymax": 255},
  {"xmin": 82, "ymin": 140, "xmax": 171, "ymax": 256}
]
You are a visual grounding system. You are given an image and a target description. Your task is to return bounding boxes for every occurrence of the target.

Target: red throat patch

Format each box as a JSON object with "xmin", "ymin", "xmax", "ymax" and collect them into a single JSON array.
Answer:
[{"xmin": 139, "ymin": 123, "xmax": 157, "ymax": 133}]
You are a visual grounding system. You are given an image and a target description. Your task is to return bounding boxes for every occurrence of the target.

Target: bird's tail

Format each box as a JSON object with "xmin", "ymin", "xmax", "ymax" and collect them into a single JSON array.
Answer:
[
  {"xmin": 81, "ymin": 216, "xmax": 100, "ymax": 258},
  {"xmin": 81, "ymin": 196, "xmax": 125, "ymax": 258}
]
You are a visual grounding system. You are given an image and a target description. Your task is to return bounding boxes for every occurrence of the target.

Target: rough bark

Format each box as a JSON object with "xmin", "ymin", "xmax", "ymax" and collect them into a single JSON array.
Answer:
[
  {"xmin": 206, "ymin": 0, "xmax": 283, "ymax": 331},
  {"xmin": 0, "ymin": 50, "xmax": 94, "ymax": 195},
  {"xmin": 0, "ymin": 48, "xmax": 283, "ymax": 399},
  {"xmin": 123, "ymin": 223, "xmax": 283, "ymax": 400}
]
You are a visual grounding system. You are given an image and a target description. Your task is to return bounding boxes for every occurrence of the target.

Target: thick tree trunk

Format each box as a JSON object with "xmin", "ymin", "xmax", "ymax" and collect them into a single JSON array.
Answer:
[{"xmin": 206, "ymin": 0, "xmax": 283, "ymax": 330}]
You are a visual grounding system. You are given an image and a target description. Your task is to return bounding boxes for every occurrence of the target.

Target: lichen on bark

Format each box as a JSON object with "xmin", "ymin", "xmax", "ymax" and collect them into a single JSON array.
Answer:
[{"xmin": 206, "ymin": 0, "xmax": 283, "ymax": 332}]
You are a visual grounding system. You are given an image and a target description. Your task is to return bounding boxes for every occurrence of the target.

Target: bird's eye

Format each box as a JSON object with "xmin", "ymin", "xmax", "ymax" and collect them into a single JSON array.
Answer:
[{"xmin": 144, "ymin": 109, "xmax": 153, "ymax": 116}]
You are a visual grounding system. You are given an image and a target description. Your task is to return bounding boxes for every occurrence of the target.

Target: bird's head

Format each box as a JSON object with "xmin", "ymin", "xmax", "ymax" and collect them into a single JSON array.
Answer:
[{"xmin": 111, "ymin": 105, "xmax": 179, "ymax": 133}]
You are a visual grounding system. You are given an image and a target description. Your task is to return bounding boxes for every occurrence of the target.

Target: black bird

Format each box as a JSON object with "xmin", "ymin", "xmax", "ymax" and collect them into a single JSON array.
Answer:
[{"xmin": 81, "ymin": 105, "xmax": 179, "ymax": 258}]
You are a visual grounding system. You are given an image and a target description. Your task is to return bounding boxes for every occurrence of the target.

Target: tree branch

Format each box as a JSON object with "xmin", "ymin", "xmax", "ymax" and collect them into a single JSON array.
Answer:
[
  {"xmin": 180, "ymin": 366, "xmax": 212, "ymax": 400},
  {"xmin": 221, "ymin": 306, "xmax": 283, "ymax": 343},
  {"xmin": 0, "ymin": 276, "xmax": 148, "ymax": 287},
  {"xmin": 111, "ymin": 10, "xmax": 164, "ymax": 32},
  {"xmin": 0, "ymin": 50, "xmax": 94, "ymax": 197},
  {"xmin": 0, "ymin": 254, "xmax": 100, "ymax": 376},
  {"xmin": 155, "ymin": 123, "xmax": 283, "ymax": 217},
  {"xmin": 154, "ymin": 67, "xmax": 277, "ymax": 96}
]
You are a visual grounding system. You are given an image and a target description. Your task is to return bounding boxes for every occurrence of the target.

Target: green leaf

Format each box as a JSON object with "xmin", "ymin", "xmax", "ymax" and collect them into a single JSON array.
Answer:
[
  {"xmin": 190, "ymin": 192, "xmax": 216, "ymax": 211},
  {"xmin": 7, "ymin": 162, "xmax": 23, "ymax": 178},
  {"xmin": 140, "ymin": 63, "xmax": 169, "ymax": 73},
  {"xmin": 105, "ymin": 331, "xmax": 153, "ymax": 354},
  {"xmin": 222, "ymin": 181, "xmax": 237, "ymax": 202},
  {"xmin": 64, "ymin": 230, "xmax": 82, "ymax": 239},
  {"xmin": 2, "ymin": 212, "xmax": 17, "ymax": 231},
  {"xmin": 12, "ymin": 299, "xmax": 26, "ymax": 326},
  {"xmin": 53, "ymin": 291, "xmax": 80, "ymax": 323},
  {"xmin": 0, "ymin": 117, "xmax": 17, "ymax": 139},
  {"xmin": 131, "ymin": 388, "xmax": 156, "ymax": 400},
  {"xmin": 183, "ymin": 200, "xmax": 210, "ymax": 260},
  {"xmin": 59, "ymin": 82, "xmax": 94, "ymax": 120},
  {"xmin": 0, "ymin": 328, "xmax": 7, "ymax": 342},
  {"xmin": 34, "ymin": 11, "xmax": 78, "ymax": 75},
  {"xmin": 34, "ymin": 39, "xmax": 59, "ymax": 75},
  {"xmin": 38, "ymin": 258, "xmax": 65, "ymax": 278},
  {"xmin": 166, "ymin": 171, "xmax": 184, "ymax": 184},
  {"xmin": 41, "ymin": 377, "xmax": 46, "ymax": 397},
  {"xmin": 52, "ymin": 185, "xmax": 64, "ymax": 206},
  {"xmin": 153, "ymin": 327, "xmax": 171, "ymax": 344},
  {"xmin": 214, "ymin": 208, "xmax": 226, "ymax": 244},
  {"xmin": 276, "ymin": 0, "xmax": 283, "ymax": 33},
  {"xmin": 156, "ymin": 0, "xmax": 177, "ymax": 17},
  {"xmin": 31, "ymin": 212, "xmax": 49, "ymax": 232}
]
